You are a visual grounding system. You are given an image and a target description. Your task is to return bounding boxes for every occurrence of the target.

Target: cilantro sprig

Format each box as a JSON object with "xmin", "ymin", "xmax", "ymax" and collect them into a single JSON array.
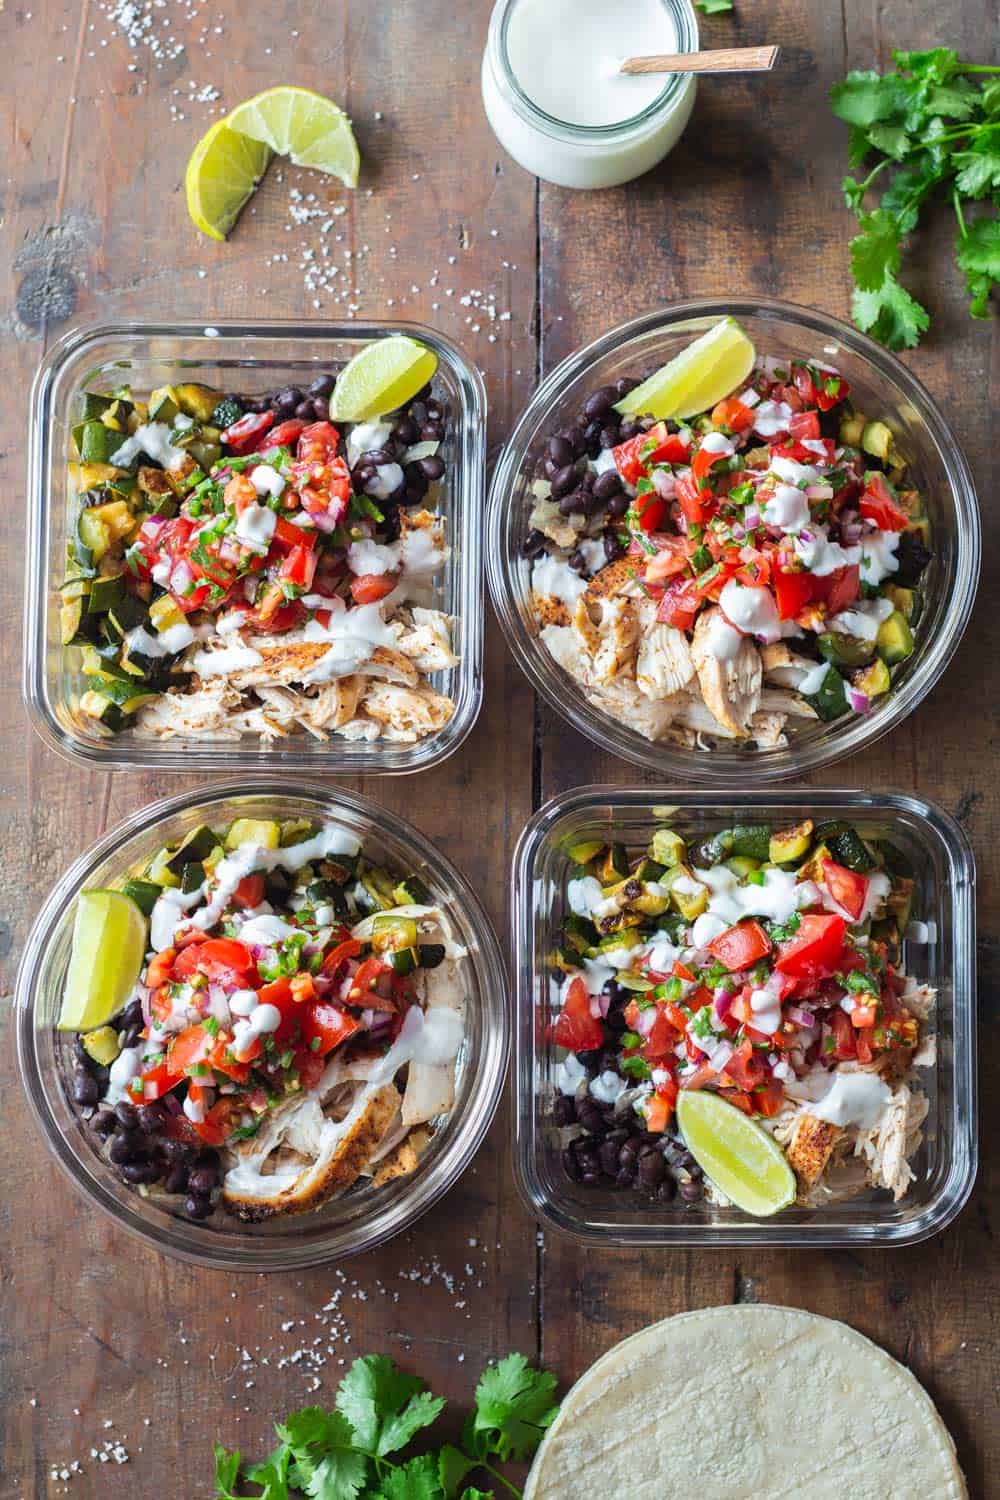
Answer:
[
  {"xmin": 831, "ymin": 48, "xmax": 1000, "ymax": 346},
  {"xmin": 213, "ymin": 1352, "xmax": 558, "ymax": 1500}
]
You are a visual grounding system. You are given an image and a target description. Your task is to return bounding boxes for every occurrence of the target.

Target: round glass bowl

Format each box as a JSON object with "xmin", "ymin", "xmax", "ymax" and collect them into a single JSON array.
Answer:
[
  {"xmin": 486, "ymin": 298, "xmax": 981, "ymax": 782},
  {"xmin": 16, "ymin": 781, "xmax": 508, "ymax": 1270}
]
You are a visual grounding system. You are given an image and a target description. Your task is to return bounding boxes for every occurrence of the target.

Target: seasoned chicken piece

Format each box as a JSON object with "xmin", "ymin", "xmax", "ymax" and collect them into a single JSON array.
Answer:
[
  {"xmin": 571, "ymin": 596, "xmax": 639, "ymax": 682},
  {"xmin": 222, "ymin": 1083, "xmax": 401, "ymax": 1221},
  {"xmin": 394, "ymin": 607, "xmax": 458, "ymax": 674},
  {"xmin": 760, "ymin": 641, "xmax": 823, "ymax": 689},
  {"xmin": 854, "ymin": 1085, "xmax": 929, "ymax": 1202},
  {"xmin": 783, "ymin": 1113, "xmax": 844, "ymax": 1191},
  {"xmin": 584, "ymin": 555, "xmax": 643, "ymax": 603},
  {"xmin": 357, "ymin": 647, "xmax": 420, "ymax": 686},
  {"xmin": 360, "ymin": 682, "xmax": 454, "ymax": 741},
  {"xmin": 747, "ymin": 712, "xmax": 789, "ymax": 748},
  {"xmin": 534, "ymin": 593, "xmax": 572, "ymax": 628},
  {"xmin": 217, "ymin": 639, "xmax": 334, "ymax": 689},
  {"xmin": 758, "ymin": 687, "xmax": 819, "ymax": 719},
  {"xmin": 135, "ymin": 679, "xmax": 244, "ymax": 739},
  {"xmin": 588, "ymin": 677, "xmax": 687, "ymax": 741},
  {"xmin": 335, "ymin": 717, "xmax": 383, "ymax": 742},
  {"xmin": 635, "ymin": 608, "xmax": 696, "ymax": 700},
  {"xmin": 373, "ymin": 1128, "xmax": 431, "ymax": 1188},
  {"xmin": 690, "ymin": 608, "xmax": 763, "ymax": 737}
]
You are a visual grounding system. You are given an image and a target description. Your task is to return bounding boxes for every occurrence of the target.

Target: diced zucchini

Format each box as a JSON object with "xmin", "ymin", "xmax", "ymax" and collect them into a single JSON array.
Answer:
[
  {"xmin": 853, "ymin": 658, "xmax": 891, "ymax": 698},
  {"xmin": 566, "ymin": 839, "xmax": 605, "ymax": 867},
  {"xmin": 798, "ymin": 842, "xmax": 833, "ymax": 883},
  {"xmin": 180, "ymin": 861, "xmax": 206, "ymax": 894},
  {"xmin": 87, "ymin": 574, "xmax": 127, "ymax": 615},
  {"xmin": 887, "ymin": 876, "xmax": 915, "ymax": 930},
  {"xmin": 894, "ymin": 489, "xmax": 923, "ymax": 520},
  {"xmin": 75, "ymin": 461, "xmax": 128, "ymax": 493},
  {"xmin": 165, "ymin": 824, "xmax": 217, "ymax": 871},
  {"xmin": 725, "ymin": 855, "xmax": 761, "ymax": 879},
  {"xmin": 665, "ymin": 869, "xmax": 708, "ymax": 921},
  {"xmin": 883, "ymin": 584, "xmax": 921, "ymax": 625},
  {"xmin": 392, "ymin": 875, "xmax": 433, "ymax": 906},
  {"xmin": 106, "ymin": 596, "xmax": 149, "ymax": 639},
  {"xmin": 650, "ymin": 828, "xmax": 686, "ymax": 866},
  {"xmin": 634, "ymin": 857, "xmax": 666, "ymax": 883},
  {"xmin": 149, "ymin": 385, "xmax": 181, "ymax": 423},
  {"xmin": 802, "ymin": 663, "xmax": 849, "ymax": 722},
  {"xmin": 148, "ymin": 594, "xmax": 185, "ymax": 634},
  {"xmin": 861, "ymin": 420, "xmax": 894, "ymax": 460},
  {"xmin": 371, "ymin": 914, "xmax": 419, "ymax": 952},
  {"xmin": 146, "ymin": 847, "xmax": 182, "ymax": 889},
  {"xmin": 361, "ymin": 866, "xmax": 400, "ymax": 911},
  {"xmin": 596, "ymin": 843, "xmax": 630, "ymax": 884},
  {"xmin": 279, "ymin": 818, "xmax": 315, "ymax": 847},
  {"xmin": 175, "ymin": 383, "xmax": 221, "ymax": 424},
  {"xmin": 839, "ymin": 412, "xmax": 866, "ymax": 447},
  {"xmin": 769, "ymin": 821, "xmax": 814, "ymax": 865},
  {"xmin": 418, "ymin": 943, "xmax": 446, "ymax": 969},
  {"xmin": 79, "ymin": 690, "xmax": 128, "ymax": 731},
  {"xmin": 905, "ymin": 516, "xmax": 931, "ymax": 547},
  {"xmin": 690, "ymin": 830, "xmax": 734, "ymax": 868},
  {"xmin": 563, "ymin": 913, "xmax": 598, "ymax": 956},
  {"xmin": 121, "ymin": 877, "xmax": 162, "ymax": 916},
  {"xmin": 730, "ymin": 824, "xmax": 771, "ymax": 862},
  {"xmin": 225, "ymin": 818, "xmax": 281, "ymax": 851},
  {"xmin": 876, "ymin": 610, "xmax": 914, "ymax": 666},
  {"xmin": 597, "ymin": 930, "xmax": 640, "ymax": 956},
  {"xmin": 813, "ymin": 822, "xmax": 876, "ymax": 873},
  {"xmin": 74, "ymin": 419, "xmax": 126, "ymax": 465},
  {"xmin": 388, "ymin": 947, "xmax": 417, "ymax": 975},
  {"xmin": 60, "ymin": 597, "xmax": 90, "ymax": 646},
  {"xmin": 211, "ymin": 396, "xmax": 244, "ymax": 430},
  {"xmin": 818, "ymin": 632, "xmax": 875, "ymax": 669},
  {"xmin": 81, "ymin": 1026, "xmax": 122, "ymax": 1066},
  {"xmin": 631, "ymin": 884, "xmax": 670, "ymax": 917},
  {"xmin": 77, "ymin": 509, "xmax": 113, "ymax": 563}
]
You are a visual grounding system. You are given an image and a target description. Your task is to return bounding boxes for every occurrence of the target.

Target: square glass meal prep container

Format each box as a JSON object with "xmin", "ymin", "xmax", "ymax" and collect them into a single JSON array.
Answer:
[
  {"xmin": 512, "ymin": 786, "xmax": 977, "ymax": 1247},
  {"xmin": 24, "ymin": 320, "xmax": 486, "ymax": 774}
]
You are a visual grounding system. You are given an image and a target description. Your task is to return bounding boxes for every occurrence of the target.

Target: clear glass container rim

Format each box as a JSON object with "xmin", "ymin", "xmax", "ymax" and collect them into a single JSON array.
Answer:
[
  {"xmin": 486, "ymin": 0, "xmax": 699, "ymax": 142},
  {"xmin": 486, "ymin": 296, "xmax": 982, "ymax": 783},
  {"xmin": 510, "ymin": 783, "xmax": 978, "ymax": 1247},
  {"xmin": 16, "ymin": 776, "xmax": 510, "ymax": 1270}
]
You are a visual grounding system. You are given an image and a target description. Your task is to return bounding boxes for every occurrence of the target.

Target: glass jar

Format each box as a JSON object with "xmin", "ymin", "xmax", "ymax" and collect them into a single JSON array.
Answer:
[{"xmin": 481, "ymin": 0, "xmax": 699, "ymax": 189}]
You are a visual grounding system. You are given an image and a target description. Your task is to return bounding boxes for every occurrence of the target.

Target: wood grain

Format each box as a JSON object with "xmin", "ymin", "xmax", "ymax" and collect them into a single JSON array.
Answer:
[{"xmin": 1, "ymin": 0, "xmax": 997, "ymax": 1496}]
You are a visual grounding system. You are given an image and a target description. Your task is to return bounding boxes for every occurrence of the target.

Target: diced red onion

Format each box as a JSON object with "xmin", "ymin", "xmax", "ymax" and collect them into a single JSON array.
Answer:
[
  {"xmin": 636, "ymin": 1006, "xmax": 657, "ymax": 1037},
  {"xmin": 841, "ymin": 522, "xmax": 862, "ymax": 544},
  {"xmin": 848, "ymin": 687, "xmax": 872, "ymax": 715},
  {"xmin": 163, "ymin": 1093, "xmax": 182, "ymax": 1116},
  {"xmin": 712, "ymin": 987, "xmax": 734, "ymax": 1023},
  {"xmin": 308, "ymin": 508, "xmax": 340, "ymax": 533},
  {"xmin": 730, "ymin": 522, "xmax": 746, "ymax": 541},
  {"xmin": 708, "ymin": 1039, "xmax": 734, "ymax": 1074},
  {"xmin": 806, "ymin": 483, "xmax": 834, "ymax": 500},
  {"xmin": 206, "ymin": 984, "xmax": 231, "ymax": 1026},
  {"xmin": 596, "ymin": 991, "xmax": 612, "ymax": 1018},
  {"xmin": 170, "ymin": 560, "xmax": 193, "ymax": 593},
  {"xmin": 139, "ymin": 985, "xmax": 153, "ymax": 1031},
  {"xmin": 785, "ymin": 1004, "xmax": 815, "ymax": 1028},
  {"xmin": 798, "ymin": 528, "xmax": 815, "ymax": 544},
  {"xmin": 744, "ymin": 507, "xmax": 761, "ymax": 530},
  {"xmin": 652, "ymin": 468, "xmax": 675, "ymax": 498},
  {"xmin": 675, "ymin": 510, "xmax": 689, "ymax": 534}
]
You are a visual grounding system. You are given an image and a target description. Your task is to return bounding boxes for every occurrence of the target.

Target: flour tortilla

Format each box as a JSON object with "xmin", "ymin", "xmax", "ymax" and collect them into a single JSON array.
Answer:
[{"xmin": 524, "ymin": 1305, "xmax": 965, "ymax": 1499}]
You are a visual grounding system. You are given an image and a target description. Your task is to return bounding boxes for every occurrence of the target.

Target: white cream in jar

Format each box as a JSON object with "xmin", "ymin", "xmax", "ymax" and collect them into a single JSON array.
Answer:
[{"xmin": 481, "ymin": 0, "xmax": 698, "ymax": 189}]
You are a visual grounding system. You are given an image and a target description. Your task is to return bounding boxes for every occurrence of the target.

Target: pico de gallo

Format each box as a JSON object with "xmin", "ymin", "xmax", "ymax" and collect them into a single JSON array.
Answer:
[
  {"xmin": 527, "ymin": 339, "xmax": 932, "ymax": 747},
  {"xmin": 60, "ymin": 364, "xmax": 454, "ymax": 743},
  {"xmin": 550, "ymin": 816, "xmax": 934, "ymax": 1210},
  {"xmin": 67, "ymin": 815, "xmax": 464, "ymax": 1221}
]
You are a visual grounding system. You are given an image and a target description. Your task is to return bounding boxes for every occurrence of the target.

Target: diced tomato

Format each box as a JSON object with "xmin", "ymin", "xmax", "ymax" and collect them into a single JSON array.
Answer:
[
  {"xmin": 707, "ymin": 919, "xmax": 772, "ymax": 972},
  {"xmin": 290, "ymin": 1046, "xmax": 327, "ymax": 1092},
  {"xmin": 145, "ymin": 948, "xmax": 177, "ymax": 990},
  {"xmin": 790, "ymin": 362, "xmax": 820, "ymax": 408},
  {"xmin": 346, "ymin": 956, "xmax": 396, "ymax": 1011},
  {"xmin": 635, "ymin": 490, "xmax": 666, "ymax": 534},
  {"xmin": 775, "ymin": 914, "xmax": 847, "ymax": 981},
  {"xmin": 829, "ymin": 1009, "xmax": 857, "ymax": 1061},
  {"xmin": 656, "ymin": 575, "xmax": 702, "ymax": 630},
  {"xmin": 550, "ymin": 976, "xmax": 604, "ymax": 1052},
  {"xmin": 271, "ymin": 515, "xmax": 314, "ymax": 552},
  {"xmin": 173, "ymin": 937, "xmax": 258, "ymax": 990},
  {"xmin": 821, "ymin": 859, "xmax": 869, "ymax": 921},
  {"xmin": 662, "ymin": 1002, "xmax": 690, "ymax": 1035},
  {"xmin": 644, "ymin": 1073, "xmax": 678, "ymax": 1132},
  {"xmin": 297, "ymin": 455, "xmax": 352, "ymax": 523},
  {"xmin": 723, "ymin": 1089, "xmax": 755, "ymax": 1114},
  {"xmin": 645, "ymin": 535, "xmax": 691, "ymax": 583},
  {"xmin": 260, "ymin": 418, "xmax": 307, "ymax": 453},
  {"xmin": 674, "ymin": 473, "xmax": 710, "ymax": 525},
  {"xmin": 166, "ymin": 1023, "xmax": 216, "ymax": 1079},
  {"xmin": 773, "ymin": 566, "xmax": 814, "ymax": 621},
  {"xmin": 296, "ymin": 421, "xmax": 341, "ymax": 465},
  {"xmin": 223, "ymin": 411, "xmax": 275, "ymax": 455},
  {"xmin": 232, "ymin": 874, "xmax": 265, "ymax": 909},
  {"xmin": 721, "ymin": 1038, "xmax": 766, "ymax": 1091},
  {"xmin": 811, "ymin": 563, "xmax": 860, "ymax": 616},
  {"xmin": 860, "ymin": 472, "xmax": 908, "ymax": 532},
  {"xmin": 753, "ymin": 1079, "xmax": 785, "ymax": 1117},
  {"xmin": 246, "ymin": 595, "xmax": 305, "ymax": 635},
  {"xmin": 149, "ymin": 985, "xmax": 173, "ymax": 1025},
  {"xmin": 190, "ymin": 1095, "xmax": 240, "ymax": 1147},
  {"xmin": 322, "ymin": 937, "xmax": 362, "ymax": 976},
  {"xmin": 302, "ymin": 1001, "xmax": 361, "ymax": 1056},
  {"xmin": 680, "ymin": 1061, "xmax": 717, "ymax": 1090},
  {"xmin": 279, "ymin": 543, "xmax": 319, "ymax": 591},
  {"xmin": 612, "ymin": 434, "xmax": 649, "ymax": 486},
  {"xmin": 351, "ymin": 572, "xmax": 399, "ymax": 605},
  {"xmin": 855, "ymin": 1026, "xmax": 875, "ymax": 1064},
  {"xmin": 691, "ymin": 444, "xmax": 725, "ymax": 483},
  {"xmin": 140, "ymin": 1060, "xmax": 176, "ymax": 1102},
  {"xmin": 672, "ymin": 960, "xmax": 696, "ymax": 982},
  {"xmin": 850, "ymin": 1003, "xmax": 879, "ymax": 1029},
  {"xmin": 644, "ymin": 421, "xmax": 691, "ymax": 466},
  {"xmin": 640, "ymin": 1006, "xmax": 679, "ymax": 1063},
  {"xmin": 711, "ymin": 397, "xmax": 755, "ymax": 433},
  {"xmin": 787, "ymin": 410, "xmax": 821, "ymax": 440}
]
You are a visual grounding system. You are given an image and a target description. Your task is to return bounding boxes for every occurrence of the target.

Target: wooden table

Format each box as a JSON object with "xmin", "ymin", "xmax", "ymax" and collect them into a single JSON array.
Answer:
[{"xmin": 2, "ymin": 1, "xmax": 997, "ymax": 1494}]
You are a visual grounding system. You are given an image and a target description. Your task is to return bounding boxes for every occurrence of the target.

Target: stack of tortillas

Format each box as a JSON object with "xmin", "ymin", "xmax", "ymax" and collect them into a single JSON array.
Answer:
[{"xmin": 525, "ymin": 1306, "xmax": 965, "ymax": 1498}]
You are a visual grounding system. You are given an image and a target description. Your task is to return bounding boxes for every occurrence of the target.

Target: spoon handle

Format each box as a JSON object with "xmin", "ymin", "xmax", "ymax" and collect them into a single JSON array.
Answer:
[{"xmin": 620, "ymin": 45, "xmax": 781, "ymax": 75}]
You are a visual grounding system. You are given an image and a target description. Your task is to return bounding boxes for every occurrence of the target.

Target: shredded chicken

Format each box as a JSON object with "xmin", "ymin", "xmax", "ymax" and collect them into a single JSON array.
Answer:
[{"xmin": 690, "ymin": 607, "xmax": 763, "ymax": 737}]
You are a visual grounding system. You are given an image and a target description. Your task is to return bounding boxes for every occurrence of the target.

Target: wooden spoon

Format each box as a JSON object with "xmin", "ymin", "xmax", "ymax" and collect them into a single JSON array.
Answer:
[{"xmin": 620, "ymin": 45, "xmax": 780, "ymax": 75}]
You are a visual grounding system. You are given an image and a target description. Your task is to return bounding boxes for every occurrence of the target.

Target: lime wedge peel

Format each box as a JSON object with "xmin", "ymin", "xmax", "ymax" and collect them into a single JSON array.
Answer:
[
  {"xmin": 185, "ymin": 118, "xmax": 272, "ymax": 243},
  {"xmin": 329, "ymin": 336, "xmax": 439, "ymax": 422},
  {"xmin": 57, "ymin": 890, "xmax": 147, "ymax": 1033},
  {"xmin": 676, "ymin": 1088, "xmax": 796, "ymax": 1217},
  {"xmin": 614, "ymin": 317, "xmax": 757, "ymax": 422}
]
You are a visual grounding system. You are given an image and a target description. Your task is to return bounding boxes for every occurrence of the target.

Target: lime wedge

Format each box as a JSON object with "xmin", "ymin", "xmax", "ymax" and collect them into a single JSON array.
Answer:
[
  {"xmin": 676, "ymin": 1089, "xmax": 796, "ymax": 1217},
  {"xmin": 329, "ymin": 336, "xmax": 439, "ymax": 422},
  {"xmin": 226, "ymin": 86, "xmax": 360, "ymax": 186},
  {"xmin": 185, "ymin": 117, "xmax": 272, "ymax": 242},
  {"xmin": 614, "ymin": 317, "xmax": 756, "ymax": 421},
  {"xmin": 57, "ymin": 890, "xmax": 147, "ymax": 1033}
]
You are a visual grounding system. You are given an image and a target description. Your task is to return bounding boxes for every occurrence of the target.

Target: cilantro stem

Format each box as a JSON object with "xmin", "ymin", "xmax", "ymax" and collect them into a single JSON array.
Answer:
[
  {"xmin": 953, "ymin": 188, "xmax": 968, "ymax": 238},
  {"xmin": 958, "ymin": 63, "xmax": 1000, "ymax": 73},
  {"xmin": 478, "ymin": 1459, "xmax": 524, "ymax": 1497}
]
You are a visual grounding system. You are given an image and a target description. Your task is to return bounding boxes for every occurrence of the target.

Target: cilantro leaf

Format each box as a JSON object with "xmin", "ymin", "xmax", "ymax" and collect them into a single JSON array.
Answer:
[
  {"xmin": 335, "ymin": 1354, "xmax": 445, "ymax": 1459},
  {"xmin": 276, "ymin": 1409, "xmax": 368, "ymax": 1500},
  {"xmin": 830, "ymin": 70, "xmax": 900, "ymax": 128},
  {"xmin": 849, "ymin": 209, "xmax": 901, "ymax": 290},
  {"xmin": 851, "ymin": 274, "xmax": 930, "ymax": 351},
  {"xmin": 879, "ymin": 161, "xmax": 940, "ymax": 233},
  {"xmin": 867, "ymin": 123, "xmax": 910, "ymax": 160},
  {"xmin": 694, "ymin": 0, "xmax": 733, "ymax": 12},
  {"xmin": 954, "ymin": 148, "xmax": 1000, "ymax": 196},
  {"xmin": 214, "ymin": 1444, "xmax": 243, "ymax": 1499},
  {"xmin": 439, "ymin": 1445, "xmax": 477, "ymax": 1498},
  {"xmin": 891, "ymin": 47, "xmax": 960, "ymax": 83},
  {"xmin": 290, "ymin": 1448, "xmax": 369, "ymax": 1500},
  {"xmin": 373, "ymin": 1454, "xmax": 446, "ymax": 1500},
  {"xmin": 469, "ymin": 1354, "xmax": 560, "ymax": 1463},
  {"xmin": 956, "ymin": 215, "xmax": 1000, "ymax": 279},
  {"xmin": 244, "ymin": 1449, "xmax": 291, "ymax": 1500}
]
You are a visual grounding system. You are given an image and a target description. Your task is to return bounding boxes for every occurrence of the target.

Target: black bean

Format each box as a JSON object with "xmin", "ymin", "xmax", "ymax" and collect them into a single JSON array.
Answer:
[
  {"xmin": 160, "ymin": 1138, "xmax": 192, "ymax": 1166},
  {"xmin": 545, "ymin": 434, "xmax": 572, "ymax": 468},
  {"xmin": 576, "ymin": 1049, "xmax": 602, "ymax": 1070},
  {"xmin": 553, "ymin": 1094, "xmax": 577, "ymax": 1127},
  {"xmin": 577, "ymin": 1102, "xmax": 606, "ymax": 1136},
  {"xmin": 599, "ymin": 425, "xmax": 620, "ymax": 450},
  {"xmin": 562, "ymin": 1147, "xmax": 583, "ymax": 1182},
  {"xmin": 549, "ymin": 464, "xmax": 576, "ymax": 500},
  {"xmin": 188, "ymin": 1165, "xmax": 219, "ymax": 1196},
  {"xmin": 616, "ymin": 1165, "xmax": 636, "ymax": 1188},
  {"xmin": 309, "ymin": 373, "xmax": 337, "ymax": 398},
  {"xmin": 390, "ymin": 417, "xmax": 418, "ymax": 446},
  {"xmin": 604, "ymin": 532, "xmax": 626, "ymax": 564},
  {"xmin": 615, "ymin": 376, "xmax": 639, "ymax": 398},
  {"xmin": 273, "ymin": 385, "xmax": 303, "ymax": 416},
  {"xmin": 597, "ymin": 1050, "xmax": 620, "ymax": 1075},
  {"xmin": 607, "ymin": 493, "xmax": 630, "ymax": 519},
  {"xmin": 638, "ymin": 1149, "xmax": 667, "ymax": 1188},
  {"xmin": 114, "ymin": 1102, "xmax": 139, "ymax": 1131},
  {"xmin": 164, "ymin": 1165, "xmax": 189, "ymax": 1195},
  {"xmin": 567, "ymin": 549, "xmax": 586, "ymax": 574},
  {"xmin": 656, "ymin": 1177, "xmax": 677, "ymax": 1203},
  {"xmin": 680, "ymin": 1180, "xmax": 704, "ymax": 1203},
  {"xmin": 408, "ymin": 400, "xmax": 428, "ymax": 425},
  {"xmin": 137, "ymin": 1103, "xmax": 165, "ymax": 1134},
  {"xmin": 403, "ymin": 462, "xmax": 430, "ymax": 494},
  {"xmin": 196, "ymin": 1147, "xmax": 221, "ymax": 1168},
  {"xmin": 605, "ymin": 1008, "xmax": 627, "ymax": 1035},
  {"xmin": 619, "ymin": 1140, "xmax": 639, "ymax": 1169},
  {"xmin": 93, "ymin": 1108, "xmax": 117, "ymax": 1137},
  {"xmin": 425, "ymin": 398, "xmax": 446, "ymax": 421},
  {"xmin": 363, "ymin": 444, "xmax": 396, "ymax": 466},
  {"xmin": 580, "ymin": 1171, "xmax": 601, "ymax": 1185},
  {"xmin": 618, "ymin": 418, "xmax": 640, "ymax": 441},
  {"xmin": 72, "ymin": 1069, "xmax": 100, "ymax": 1107},
  {"xmin": 418, "ymin": 455, "xmax": 445, "ymax": 482},
  {"xmin": 420, "ymin": 421, "xmax": 443, "ymax": 442},
  {"xmin": 242, "ymin": 395, "xmax": 268, "ymax": 415},
  {"xmin": 123, "ymin": 998, "xmax": 143, "ymax": 1028},
  {"xmin": 122, "ymin": 1161, "xmax": 162, "ymax": 1186},
  {"xmin": 109, "ymin": 1134, "xmax": 140, "ymax": 1165},
  {"xmin": 580, "ymin": 469, "xmax": 596, "ymax": 492},
  {"xmin": 583, "ymin": 386, "xmax": 616, "ymax": 421},
  {"xmin": 599, "ymin": 1139, "xmax": 622, "ymax": 1176},
  {"xmin": 311, "ymin": 396, "xmax": 329, "ymax": 422},
  {"xmin": 185, "ymin": 1194, "xmax": 214, "ymax": 1220},
  {"xmin": 593, "ymin": 469, "xmax": 623, "ymax": 502},
  {"xmin": 73, "ymin": 1037, "xmax": 91, "ymax": 1067},
  {"xmin": 120, "ymin": 1025, "xmax": 142, "ymax": 1050},
  {"xmin": 521, "ymin": 528, "xmax": 547, "ymax": 560},
  {"xmin": 558, "ymin": 491, "xmax": 588, "ymax": 517}
]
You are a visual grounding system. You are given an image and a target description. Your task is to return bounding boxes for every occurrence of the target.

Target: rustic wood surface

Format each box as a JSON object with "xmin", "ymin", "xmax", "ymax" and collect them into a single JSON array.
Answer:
[{"xmin": 1, "ymin": 0, "xmax": 996, "ymax": 1495}]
